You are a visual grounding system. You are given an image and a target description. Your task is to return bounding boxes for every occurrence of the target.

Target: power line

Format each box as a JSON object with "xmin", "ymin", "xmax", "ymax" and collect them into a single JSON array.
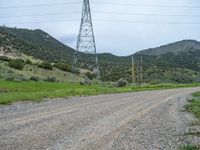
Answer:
[
  {"xmin": 0, "ymin": 2, "xmax": 80, "ymax": 9},
  {"xmin": 96, "ymin": 19, "xmax": 200, "ymax": 25},
  {"xmin": 1, "ymin": 19, "xmax": 200, "ymax": 25},
  {"xmin": 0, "ymin": 11, "xmax": 80, "ymax": 18},
  {"xmin": 1, "ymin": 1, "xmax": 200, "ymax": 9},
  {"xmin": 95, "ymin": 11, "xmax": 200, "ymax": 18},
  {"xmin": 1, "ymin": 11, "xmax": 200, "ymax": 18},
  {"xmin": 93, "ymin": 2, "xmax": 200, "ymax": 9}
]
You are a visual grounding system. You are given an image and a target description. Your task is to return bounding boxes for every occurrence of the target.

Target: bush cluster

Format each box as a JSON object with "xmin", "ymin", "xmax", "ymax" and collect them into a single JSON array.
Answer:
[
  {"xmin": 53, "ymin": 63, "xmax": 71, "ymax": 72},
  {"xmin": 37, "ymin": 62, "xmax": 53, "ymax": 70},
  {"xmin": 115, "ymin": 78, "xmax": 127, "ymax": 87},
  {"xmin": 8, "ymin": 59, "xmax": 25, "ymax": 70},
  {"xmin": 44, "ymin": 77, "xmax": 56, "ymax": 82},
  {"xmin": 85, "ymin": 72, "xmax": 96, "ymax": 80},
  {"xmin": 80, "ymin": 79, "xmax": 92, "ymax": 85},
  {"xmin": 26, "ymin": 59, "xmax": 32, "ymax": 65},
  {"xmin": 0, "ymin": 56, "xmax": 11, "ymax": 61},
  {"xmin": 30, "ymin": 76, "xmax": 39, "ymax": 81}
]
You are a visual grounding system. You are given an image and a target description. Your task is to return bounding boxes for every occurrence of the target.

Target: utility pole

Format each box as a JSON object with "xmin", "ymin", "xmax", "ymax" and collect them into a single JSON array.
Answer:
[
  {"xmin": 72, "ymin": 0, "xmax": 100, "ymax": 80},
  {"xmin": 136, "ymin": 63, "xmax": 139, "ymax": 85},
  {"xmin": 140, "ymin": 56, "xmax": 143, "ymax": 84},
  {"xmin": 132, "ymin": 56, "xmax": 135, "ymax": 83}
]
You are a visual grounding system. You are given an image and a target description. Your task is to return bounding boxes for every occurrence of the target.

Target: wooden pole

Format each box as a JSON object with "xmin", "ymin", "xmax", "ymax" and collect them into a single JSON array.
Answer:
[
  {"xmin": 132, "ymin": 56, "xmax": 135, "ymax": 83},
  {"xmin": 140, "ymin": 56, "xmax": 143, "ymax": 84}
]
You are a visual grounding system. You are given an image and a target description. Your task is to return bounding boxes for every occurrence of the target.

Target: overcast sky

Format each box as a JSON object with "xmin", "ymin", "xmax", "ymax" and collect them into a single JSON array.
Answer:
[{"xmin": 0, "ymin": 0, "xmax": 200, "ymax": 56}]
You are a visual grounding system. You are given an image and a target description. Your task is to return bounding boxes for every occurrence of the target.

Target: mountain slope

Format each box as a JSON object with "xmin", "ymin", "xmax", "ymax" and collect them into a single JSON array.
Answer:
[
  {"xmin": 1, "ymin": 26, "xmax": 200, "ymax": 83},
  {"xmin": 137, "ymin": 40, "xmax": 200, "ymax": 56},
  {"xmin": 0, "ymin": 26, "xmax": 75, "ymax": 63},
  {"xmin": 0, "ymin": 26, "xmax": 126, "ymax": 65}
]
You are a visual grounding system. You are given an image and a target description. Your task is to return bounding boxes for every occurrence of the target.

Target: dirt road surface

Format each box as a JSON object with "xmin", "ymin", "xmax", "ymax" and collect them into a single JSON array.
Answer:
[{"xmin": 0, "ymin": 88, "xmax": 200, "ymax": 150}]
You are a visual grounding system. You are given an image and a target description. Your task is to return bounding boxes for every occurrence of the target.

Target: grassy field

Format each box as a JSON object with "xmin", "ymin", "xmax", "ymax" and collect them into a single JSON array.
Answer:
[{"xmin": 0, "ymin": 79, "xmax": 200, "ymax": 105}]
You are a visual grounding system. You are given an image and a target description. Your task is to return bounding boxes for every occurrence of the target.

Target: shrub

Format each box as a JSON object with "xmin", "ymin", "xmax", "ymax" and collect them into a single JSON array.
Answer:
[
  {"xmin": 19, "ymin": 76, "xmax": 28, "ymax": 81},
  {"xmin": 37, "ymin": 62, "xmax": 53, "ymax": 70},
  {"xmin": 8, "ymin": 59, "xmax": 25, "ymax": 70},
  {"xmin": 115, "ymin": 78, "xmax": 127, "ymax": 87},
  {"xmin": 53, "ymin": 63, "xmax": 71, "ymax": 72},
  {"xmin": 5, "ymin": 74, "xmax": 15, "ymax": 81},
  {"xmin": 85, "ymin": 72, "xmax": 96, "ymax": 80},
  {"xmin": 0, "ymin": 56, "xmax": 11, "ymax": 61},
  {"xmin": 80, "ymin": 79, "xmax": 92, "ymax": 85},
  {"xmin": 44, "ymin": 77, "xmax": 56, "ymax": 82},
  {"xmin": 30, "ymin": 76, "xmax": 39, "ymax": 81},
  {"xmin": 26, "ymin": 59, "xmax": 32, "ymax": 65}
]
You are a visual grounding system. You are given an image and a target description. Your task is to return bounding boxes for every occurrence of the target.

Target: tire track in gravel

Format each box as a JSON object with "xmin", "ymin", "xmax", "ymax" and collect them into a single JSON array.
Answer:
[
  {"xmin": 59, "ymin": 93, "xmax": 187, "ymax": 150},
  {"xmin": 0, "ymin": 90, "xmax": 164, "ymax": 131},
  {"xmin": 0, "ymin": 93, "xmax": 149, "ymax": 131}
]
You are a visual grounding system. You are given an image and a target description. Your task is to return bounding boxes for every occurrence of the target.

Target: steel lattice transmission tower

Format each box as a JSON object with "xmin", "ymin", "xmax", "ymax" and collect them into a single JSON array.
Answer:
[{"xmin": 72, "ymin": 0, "xmax": 100, "ymax": 80}]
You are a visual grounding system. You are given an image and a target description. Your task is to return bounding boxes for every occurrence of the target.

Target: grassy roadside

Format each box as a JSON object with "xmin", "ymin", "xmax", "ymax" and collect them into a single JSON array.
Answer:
[
  {"xmin": 185, "ymin": 93, "xmax": 200, "ymax": 120},
  {"xmin": 0, "ymin": 79, "xmax": 200, "ymax": 105},
  {"xmin": 181, "ymin": 92, "xmax": 200, "ymax": 150},
  {"xmin": 180, "ymin": 145, "xmax": 200, "ymax": 150}
]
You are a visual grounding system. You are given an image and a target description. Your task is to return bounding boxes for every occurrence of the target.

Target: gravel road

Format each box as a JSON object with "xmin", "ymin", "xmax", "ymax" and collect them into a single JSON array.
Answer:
[{"xmin": 0, "ymin": 88, "xmax": 200, "ymax": 150}]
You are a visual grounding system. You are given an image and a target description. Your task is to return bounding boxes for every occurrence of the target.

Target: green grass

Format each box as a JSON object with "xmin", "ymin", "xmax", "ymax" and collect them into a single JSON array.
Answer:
[
  {"xmin": 184, "ymin": 128, "xmax": 200, "ymax": 137},
  {"xmin": 0, "ymin": 79, "xmax": 199, "ymax": 105},
  {"xmin": 179, "ymin": 145, "xmax": 200, "ymax": 150},
  {"xmin": 182, "ymin": 91, "xmax": 200, "ymax": 149},
  {"xmin": 0, "ymin": 60, "xmax": 83, "ymax": 82},
  {"xmin": 185, "ymin": 92, "xmax": 200, "ymax": 119}
]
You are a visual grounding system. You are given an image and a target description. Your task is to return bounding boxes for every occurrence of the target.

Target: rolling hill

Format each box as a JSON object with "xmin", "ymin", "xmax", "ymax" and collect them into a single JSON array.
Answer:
[
  {"xmin": 1, "ymin": 26, "xmax": 200, "ymax": 83},
  {"xmin": 0, "ymin": 26, "xmax": 74, "ymax": 63},
  {"xmin": 137, "ymin": 40, "xmax": 200, "ymax": 56}
]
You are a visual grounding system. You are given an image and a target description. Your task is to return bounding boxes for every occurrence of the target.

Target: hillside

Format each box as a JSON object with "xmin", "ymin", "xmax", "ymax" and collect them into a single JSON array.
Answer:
[
  {"xmin": 0, "ymin": 26, "xmax": 125, "ymax": 65},
  {"xmin": 0, "ymin": 26, "xmax": 75, "ymax": 63},
  {"xmin": 137, "ymin": 40, "xmax": 200, "ymax": 56},
  {"xmin": 1, "ymin": 26, "xmax": 200, "ymax": 83}
]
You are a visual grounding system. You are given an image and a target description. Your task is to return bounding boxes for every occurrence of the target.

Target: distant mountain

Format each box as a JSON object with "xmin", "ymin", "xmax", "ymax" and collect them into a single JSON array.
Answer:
[{"xmin": 137, "ymin": 40, "xmax": 200, "ymax": 56}]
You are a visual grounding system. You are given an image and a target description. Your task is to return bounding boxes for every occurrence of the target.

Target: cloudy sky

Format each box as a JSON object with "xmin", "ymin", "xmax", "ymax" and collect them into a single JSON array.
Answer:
[{"xmin": 0, "ymin": 0, "xmax": 200, "ymax": 56}]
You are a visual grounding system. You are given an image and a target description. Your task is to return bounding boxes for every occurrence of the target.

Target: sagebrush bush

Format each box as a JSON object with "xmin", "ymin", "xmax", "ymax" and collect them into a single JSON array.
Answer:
[
  {"xmin": 8, "ymin": 59, "xmax": 25, "ymax": 70},
  {"xmin": 37, "ymin": 62, "xmax": 53, "ymax": 70},
  {"xmin": 26, "ymin": 59, "xmax": 32, "ymax": 65},
  {"xmin": 44, "ymin": 77, "xmax": 56, "ymax": 82},
  {"xmin": 80, "ymin": 79, "xmax": 92, "ymax": 85},
  {"xmin": 53, "ymin": 63, "xmax": 71, "ymax": 72},
  {"xmin": 5, "ymin": 74, "xmax": 15, "ymax": 81},
  {"xmin": 85, "ymin": 72, "xmax": 96, "ymax": 80},
  {"xmin": 30, "ymin": 76, "xmax": 39, "ymax": 81},
  {"xmin": 115, "ymin": 78, "xmax": 127, "ymax": 87},
  {"xmin": 0, "ymin": 56, "xmax": 11, "ymax": 61}
]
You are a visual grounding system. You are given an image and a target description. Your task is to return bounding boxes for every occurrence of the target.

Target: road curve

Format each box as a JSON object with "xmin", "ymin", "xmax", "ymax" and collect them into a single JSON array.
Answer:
[{"xmin": 0, "ymin": 88, "xmax": 199, "ymax": 150}]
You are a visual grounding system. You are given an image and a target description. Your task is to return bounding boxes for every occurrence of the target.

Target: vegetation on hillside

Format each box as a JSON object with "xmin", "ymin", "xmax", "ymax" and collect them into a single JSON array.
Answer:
[
  {"xmin": 1, "ymin": 26, "xmax": 200, "ymax": 83},
  {"xmin": 8, "ymin": 59, "xmax": 25, "ymax": 70},
  {"xmin": 0, "ymin": 60, "xmax": 81, "ymax": 82}
]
